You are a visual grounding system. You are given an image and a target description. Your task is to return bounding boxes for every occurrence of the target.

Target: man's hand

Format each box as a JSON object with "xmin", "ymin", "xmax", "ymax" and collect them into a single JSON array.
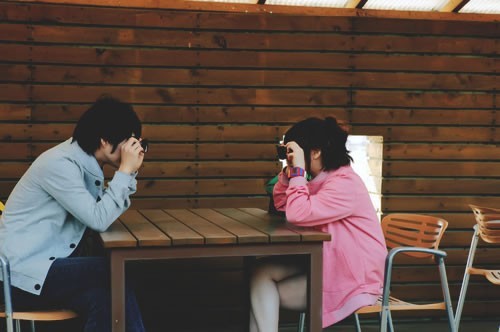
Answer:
[{"xmin": 118, "ymin": 137, "xmax": 144, "ymax": 174}]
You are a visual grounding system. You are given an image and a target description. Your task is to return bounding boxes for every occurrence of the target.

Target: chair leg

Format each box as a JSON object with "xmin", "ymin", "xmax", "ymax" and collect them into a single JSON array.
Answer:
[
  {"xmin": 29, "ymin": 321, "xmax": 35, "ymax": 332},
  {"xmin": 298, "ymin": 312, "xmax": 306, "ymax": 332},
  {"xmin": 354, "ymin": 313, "xmax": 362, "ymax": 332},
  {"xmin": 438, "ymin": 257, "xmax": 457, "ymax": 332},
  {"xmin": 379, "ymin": 310, "xmax": 394, "ymax": 332},
  {"xmin": 387, "ymin": 311, "xmax": 394, "ymax": 332},
  {"xmin": 455, "ymin": 226, "xmax": 479, "ymax": 331},
  {"xmin": 15, "ymin": 320, "xmax": 21, "ymax": 332}
]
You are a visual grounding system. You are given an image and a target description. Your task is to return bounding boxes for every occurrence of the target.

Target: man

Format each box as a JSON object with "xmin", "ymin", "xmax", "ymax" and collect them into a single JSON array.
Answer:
[{"xmin": 0, "ymin": 96, "xmax": 146, "ymax": 331}]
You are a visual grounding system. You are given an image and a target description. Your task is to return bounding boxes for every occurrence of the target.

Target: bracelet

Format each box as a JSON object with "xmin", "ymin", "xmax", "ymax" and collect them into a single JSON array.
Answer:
[{"xmin": 287, "ymin": 167, "xmax": 306, "ymax": 179}]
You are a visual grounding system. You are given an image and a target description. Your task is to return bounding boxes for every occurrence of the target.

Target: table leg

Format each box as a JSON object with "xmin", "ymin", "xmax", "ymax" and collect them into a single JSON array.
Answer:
[
  {"xmin": 309, "ymin": 245, "xmax": 323, "ymax": 332},
  {"xmin": 111, "ymin": 251, "xmax": 126, "ymax": 332}
]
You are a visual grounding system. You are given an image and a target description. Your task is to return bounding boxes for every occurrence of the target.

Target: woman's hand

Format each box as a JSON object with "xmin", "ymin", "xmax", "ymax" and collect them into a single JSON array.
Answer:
[
  {"xmin": 118, "ymin": 137, "xmax": 144, "ymax": 174},
  {"xmin": 285, "ymin": 141, "xmax": 306, "ymax": 169}
]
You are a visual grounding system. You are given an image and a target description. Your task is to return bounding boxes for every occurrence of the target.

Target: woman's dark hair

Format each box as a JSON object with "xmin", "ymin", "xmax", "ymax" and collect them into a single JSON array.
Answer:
[
  {"xmin": 284, "ymin": 117, "xmax": 352, "ymax": 171},
  {"xmin": 72, "ymin": 96, "xmax": 141, "ymax": 155}
]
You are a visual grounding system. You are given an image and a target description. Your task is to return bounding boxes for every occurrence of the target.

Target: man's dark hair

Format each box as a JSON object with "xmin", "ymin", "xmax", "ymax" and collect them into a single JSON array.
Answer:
[
  {"xmin": 72, "ymin": 96, "xmax": 142, "ymax": 155},
  {"xmin": 284, "ymin": 117, "xmax": 353, "ymax": 172}
]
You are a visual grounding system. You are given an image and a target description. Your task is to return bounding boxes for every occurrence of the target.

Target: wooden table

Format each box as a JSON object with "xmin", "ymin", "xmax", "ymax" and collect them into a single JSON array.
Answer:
[{"xmin": 99, "ymin": 208, "xmax": 331, "ymax": 332}]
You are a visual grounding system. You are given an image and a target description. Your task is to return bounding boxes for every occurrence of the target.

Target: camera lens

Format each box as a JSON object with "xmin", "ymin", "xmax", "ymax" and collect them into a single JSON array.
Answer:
[
  {"xmin": 140, "ymin": 139, "xmax": 149, "ymax": 153},
  {"xmin": 276, "ymin": 145, "xmax": 287, "ymax": 160}
]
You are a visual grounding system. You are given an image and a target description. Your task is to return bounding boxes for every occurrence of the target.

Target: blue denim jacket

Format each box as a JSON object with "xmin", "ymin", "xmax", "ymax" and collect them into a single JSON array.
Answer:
[{"xmin": 0, "ymin": 139, "xmax": 137, "ymax": 295}]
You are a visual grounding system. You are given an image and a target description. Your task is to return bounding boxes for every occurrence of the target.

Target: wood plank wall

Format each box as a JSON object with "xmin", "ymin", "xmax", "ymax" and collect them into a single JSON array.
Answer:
[{"xmin": 0, "ymin": 1, "xmax": 499, "ymax": 329}]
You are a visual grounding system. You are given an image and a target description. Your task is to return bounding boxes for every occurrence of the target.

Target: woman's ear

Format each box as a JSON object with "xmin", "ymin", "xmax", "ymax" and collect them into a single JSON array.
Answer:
[{"xmin": 311, "ymin": 149, "xmax": 322, "ymax": 160}]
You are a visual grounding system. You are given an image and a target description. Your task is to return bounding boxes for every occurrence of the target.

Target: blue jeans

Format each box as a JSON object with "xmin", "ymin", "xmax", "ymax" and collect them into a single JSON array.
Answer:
[{"xmin": 9, "ymin": 257, "xmax": 145, "ymax": 332}]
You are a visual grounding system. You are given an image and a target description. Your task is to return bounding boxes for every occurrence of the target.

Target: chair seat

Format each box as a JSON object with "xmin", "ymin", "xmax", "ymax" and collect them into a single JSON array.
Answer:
[
  {"xmin": 0, "ymin": 306, "xmax": 78, "ymax": 321},
  {"xmin": 468, "ymin": 267, "xmax": 500, "ymax": 285},
  {"xmin": 355, "ymin": 296, "xmax": 446, "ymax": 314}
]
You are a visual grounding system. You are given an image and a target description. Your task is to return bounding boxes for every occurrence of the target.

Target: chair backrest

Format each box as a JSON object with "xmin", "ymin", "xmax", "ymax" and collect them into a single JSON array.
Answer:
[
  {"xmin": 469, "ymin": 204, "xmax": 500, "ymax": 244},
  {"xmin": 382, "ymin": 214, "xmax": 448, "ymax": 259}
]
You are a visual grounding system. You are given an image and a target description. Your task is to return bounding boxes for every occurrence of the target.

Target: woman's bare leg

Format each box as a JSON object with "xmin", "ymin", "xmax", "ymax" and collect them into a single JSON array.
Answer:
[{"xmin": 249, "ymin": 257, "xmax": 306, "ymax": 332}]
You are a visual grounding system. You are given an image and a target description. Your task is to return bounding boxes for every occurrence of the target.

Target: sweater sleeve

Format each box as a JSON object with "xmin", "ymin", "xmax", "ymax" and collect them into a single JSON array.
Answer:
[
  {"xmin": 285, "ymin": 173, "xmax": 357, "ymax": 227},
  {"xmin": 272, "ymin": 171, "xmax": 289, "ymax": 211},
  {"xmin": 39, "ymin": 158, "xmax": 135, "ymax": 232}
]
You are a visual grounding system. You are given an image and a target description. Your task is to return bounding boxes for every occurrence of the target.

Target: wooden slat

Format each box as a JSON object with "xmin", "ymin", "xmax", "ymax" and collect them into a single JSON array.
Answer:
[
  {"xmin": 18, "ymin": 104, "xmax": 499, "ymax": 125},
  {"xmin": 0, "ymin": 162, "xmax": 30, "ymax": 178},
  {"xmin": 137, "ymin": 161, "xmax": 279, "ymax": 178},
  {"xmin": 130, "ymin": 197, "xmax": 269, "ymax": 210},
  {"xmin": 0, "ymin": 104, "xmax": 30, "ymax": 121},
  {"xmin": 165, "ymin": 209, "xmax": 236, "ymax": 245},
  {"xmin": 2, "ymin": 44, "xmax": 495, "ymax": 73},
  {"xmin": 10, "ymin": 85, "xmax": 350, "ymax": 106},
  {"xmin": 118, "ymin": 209, "xmax": 171, "ymax": 246},
  {"xmin": 28, "ymin": 104, "xmax": 350, "ymax": 123},
  {"xmin": 359, "ymin": 126, "xmax": 498, "ymax": 143},
  {"xmin": 0, "ymin": 143, "xmax": 32, "ymax": 160},
  {"xmin": 394, "ymin": 248, "xmax": 500, "ymax": 265},
  {"xmin": 139, "ymin": 209, "xmax": 203, "ymax": 245},
  {"xmin": 23, "ymin": 142, "xmax": 278, "ymax": 161},
  {"xmin": 2, "ymin": 3, "xmax": 497, "ymax": 36},
  {"xmin": 383, "ymin": 179, "xmax": 500, "ymax": 195},
  {"xmin": 382, "ymin": 161, "xmax": 500, "ymax": 177},
  {"xmin": 440, "ymin": 0, "xmax": 469, "ymax": 12},
  {"xmin": 353, "ymin": 91, "xmax": 494, "ymax": 109},
  {"xmin": 384, "ymin": 143, "xmax": 500, "ymax": 160},
  {"xmin": 136, "ymin": 179, "xmax": 267, "ymax": 196},
  {"xmin": 2, "ymin": 23, "xmax": 496, "ymax": 55},
  {"xmin": 215, "ymin": 208, "xmax": 300, "ymax": 243},
  {"xmin": 5, "ymin": 0, "xmax": 500, "ymax": 23},
  {"xmin": 352, "ymin": 109, "xmax": 497, "ymax": 125},
  {"xmin": 99, "ymin": 220, "xmax": 137, "ymax": 248},
  {"xmin": 240, "ymin": 207, "xmax": 331, "ymax": 242},
  {"xmin": 0, "ymin": 123, "xmax": 287, "ymax": 142},
  {"xmin": 382, "ymin": 196, "xmax": 500, "ymax": 212},
  {"xmin": 3, "ymin": 64, "xmax": 496, "ymax": 91},
  {"xmin": 190, "ymin": 208, "xmax": 269, "ymax": 244}
]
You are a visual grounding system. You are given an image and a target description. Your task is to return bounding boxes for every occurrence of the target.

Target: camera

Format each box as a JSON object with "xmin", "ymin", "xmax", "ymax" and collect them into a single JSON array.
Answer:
[
  {"xmin": 140, "ymin": 139, "xmax": 149, "ymax": 153},
  {"xmin": 276, "ymin": 144, "xmax": 287, "ymax": 160}
]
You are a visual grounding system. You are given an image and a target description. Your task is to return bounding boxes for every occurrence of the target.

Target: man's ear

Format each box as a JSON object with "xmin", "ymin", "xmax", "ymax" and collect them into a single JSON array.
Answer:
[
  {"xmin": 311, "ymin": 149, "xmax": 321, "ymax": 160},
  {"xmin": 100, "ymin": 138, "xmax": 108, "ymax": 148}
]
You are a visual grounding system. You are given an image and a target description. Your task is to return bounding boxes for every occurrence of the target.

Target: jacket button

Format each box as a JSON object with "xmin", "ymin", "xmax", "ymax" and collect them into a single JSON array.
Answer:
[
  {"xmin": 70, "ymin": 243, "xmax": 76, "ymax": 249},
  {"xmin": 34, "ymin": 284, "xmax": 41, "ymax": 290},
  {"xmin": 49, "ymin": 257, "xmax": 55, "ymax": 260},
  {"xmin": 95, "ymin": 180, "xmax": 101, "ymax": 186}
]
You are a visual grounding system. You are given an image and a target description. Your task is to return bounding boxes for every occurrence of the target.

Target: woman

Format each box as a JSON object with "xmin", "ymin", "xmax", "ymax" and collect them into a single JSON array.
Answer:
[{"xmin": 249, "ymin": 117, "xmax": 387, "ymax": 331}]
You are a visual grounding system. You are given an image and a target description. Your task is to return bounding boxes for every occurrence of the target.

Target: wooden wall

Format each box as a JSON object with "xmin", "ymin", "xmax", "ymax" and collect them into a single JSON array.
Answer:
[{"xmin": 0, "ymin": 1, "xmax": 499, "ymax": 329}]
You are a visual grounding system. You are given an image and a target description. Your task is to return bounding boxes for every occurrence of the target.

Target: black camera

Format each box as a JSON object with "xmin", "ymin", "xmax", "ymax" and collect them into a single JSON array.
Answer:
[
  {"xmin": 140, "ymin": 139, "xmax": 149, "ymax": 153},
  {"xmin": 276, "ymin": 145, "xmax": 287, "ymax": 160}
]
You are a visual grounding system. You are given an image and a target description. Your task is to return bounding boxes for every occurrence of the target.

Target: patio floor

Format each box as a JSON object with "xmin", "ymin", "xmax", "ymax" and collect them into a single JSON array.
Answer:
[{"xmin": 279, "ymin": 319, "xmax": 499, "ymax": 332}]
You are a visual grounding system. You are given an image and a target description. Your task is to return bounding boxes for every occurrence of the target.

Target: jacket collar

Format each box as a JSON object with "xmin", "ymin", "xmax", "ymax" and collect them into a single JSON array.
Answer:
[{"xmin": 67, "ymin": 138, "xmax": 104, "ymax": 178}]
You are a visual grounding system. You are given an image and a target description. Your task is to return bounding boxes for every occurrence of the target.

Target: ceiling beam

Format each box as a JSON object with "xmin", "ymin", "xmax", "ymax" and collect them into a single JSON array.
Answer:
[
  {"xmin": 440, "ymin": 0, "xmax": 470, "ymax": 12},
  {"xmin": 345, "ymin": 0, "xmax": 368, "ymax": 9}
]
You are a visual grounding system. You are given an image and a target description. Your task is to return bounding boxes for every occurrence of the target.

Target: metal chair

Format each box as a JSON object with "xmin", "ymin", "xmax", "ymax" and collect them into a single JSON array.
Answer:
[
  {"xmin": 455, "ymin": 204, "xmax": 500, "ymax": 331},
  {"xmin": 0, "ymin": 202, "xmax": 78, "ymax": 332},
  {"xmin": 297, "ymin": 214, "xmax": 456, "ymax": 332}
]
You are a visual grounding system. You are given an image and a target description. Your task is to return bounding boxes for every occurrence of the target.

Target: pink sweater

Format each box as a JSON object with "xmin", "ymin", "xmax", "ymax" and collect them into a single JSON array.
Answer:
[{"xmin": 273, "ymin": 165, "xmax": 387, "ymax": 327}]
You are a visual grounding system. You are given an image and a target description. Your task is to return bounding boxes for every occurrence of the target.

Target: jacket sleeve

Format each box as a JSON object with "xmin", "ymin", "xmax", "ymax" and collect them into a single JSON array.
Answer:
[
  {"xmin": 272, "ymin": 171, "xmax": 289, "ymax": 211},
  {"xmin": 284, "ymin": 174, "xmax": 357, "ymax": 227},
  {"xmin": 38, "ymin": 158, "xmax": 136, "ymax": 232}
]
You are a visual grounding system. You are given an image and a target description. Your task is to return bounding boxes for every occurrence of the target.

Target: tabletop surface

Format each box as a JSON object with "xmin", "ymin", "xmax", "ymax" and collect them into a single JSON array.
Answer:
[{"xmin": 100, "ymin": 208, "xmax": 331, "ymax": 248}]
